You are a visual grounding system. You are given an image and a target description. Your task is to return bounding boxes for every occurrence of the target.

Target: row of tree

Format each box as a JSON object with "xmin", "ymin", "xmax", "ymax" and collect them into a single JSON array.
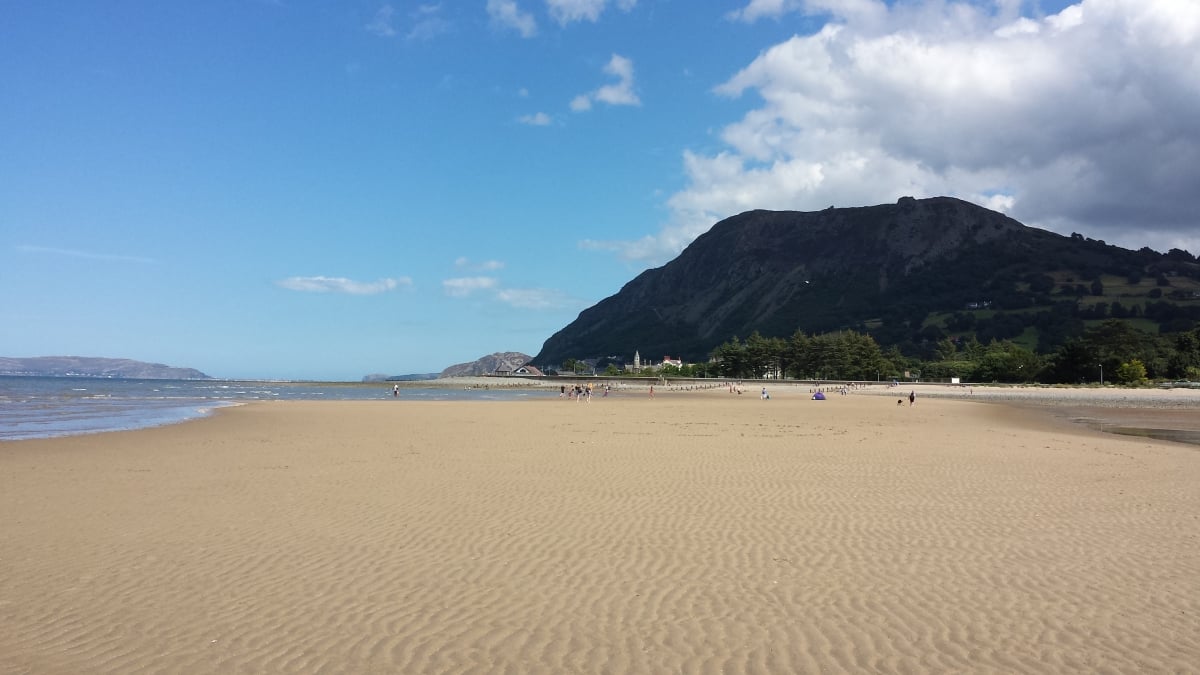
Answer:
[{"xmin": 701, "ymin": 320, "xmax": 1200, "ymax": 385}]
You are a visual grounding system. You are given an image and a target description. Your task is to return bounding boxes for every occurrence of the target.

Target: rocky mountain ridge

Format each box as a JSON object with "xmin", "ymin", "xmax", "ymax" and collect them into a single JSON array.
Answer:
[{"xmin": 533, "ymin": 196, "xmax": 1199, "ymax": 365}]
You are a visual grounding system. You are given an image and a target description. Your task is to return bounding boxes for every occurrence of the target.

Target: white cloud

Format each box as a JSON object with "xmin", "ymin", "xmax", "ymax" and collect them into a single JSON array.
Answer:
[
  {"xmin": 728, "ymin": 0, "xmax": 887, "ymax": 27},
  {"xmin": 546, "ymin": 0, "xmax": 605, "ymax": 24},
  {"xmin": 369, "ymin": 3, "xmax": 450, "ymax": 40},
  {"xmin": 603, "ymin": 0, "xmax": 1200, "ymax": 263},
  {"xmin": 544, "ymin": 0, "xmax": 637, "ymax": 25},
  {"xmin": 488, "ymin": 0, "xmax": 538, "ymax": 37},
  {"xmin": 454, "ymin": 257, "xmax": 506, "ymax": 271},
  {"xmin": 407, "ymin": 4, "xmax": 451, "ymax": 41},
  {"xmin": 728, "ymin": 0, "xmax": 801, "ymax": 23},
  {"xmin": 495, "ymin": 287, "xmax": 575, "ymax": 309},
  {"xmin": 442, "ymin": 276, "xmax": 499, "ymax": 297},
  {"xmin": 365, "ymin": 4, "xmax": 396, "ymax": 37},
  {"xmin": 572, "ymin": 54, "xmax": 640, "ymax": 112},
  {"xmin": 277, "ymin": 276, "xmax": 409, "ymax": 295},
  {"xmin": 491, "ymin": 1, "xmax": 635, "ymax": 34},
  {"xmin": 569, "ymin": 94, "xmax": 592, "ymax": 112},
  {"xmin": 443, "ymin": 270, "xmax": 577, "ymax": 310},
  {"xmin": 518, "ymin": 111, "xmax": 553, "ymax": 126}
]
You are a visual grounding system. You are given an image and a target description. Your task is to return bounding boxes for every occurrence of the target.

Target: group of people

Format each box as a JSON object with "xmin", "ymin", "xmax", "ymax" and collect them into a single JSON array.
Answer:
[{"xmin": 560, "ymin": 383, "xmax": 612, "ymax": 401}]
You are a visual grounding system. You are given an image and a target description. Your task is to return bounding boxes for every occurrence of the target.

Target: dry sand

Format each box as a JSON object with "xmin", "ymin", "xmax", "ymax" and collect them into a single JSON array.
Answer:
[{"xmin": 2, "ymin": 387, "xmax": 1198, "ymax": 674}]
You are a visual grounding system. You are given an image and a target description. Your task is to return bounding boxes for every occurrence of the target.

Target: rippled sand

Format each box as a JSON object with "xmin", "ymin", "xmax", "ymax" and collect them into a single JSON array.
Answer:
[{"xmin": 2, "ymin": 388, "xmax": 1198, "ymax": 673}]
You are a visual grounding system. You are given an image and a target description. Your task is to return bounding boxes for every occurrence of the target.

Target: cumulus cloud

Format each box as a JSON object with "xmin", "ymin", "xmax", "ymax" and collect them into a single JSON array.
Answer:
[
  {"xmin": 571, "ymin": 54, "xmax": 640, "ymax": 112},
  {"xmin": 488, "ymin": 0, "xmax": 538, "ymax": 37},
  {"xmin": 602, "ymin": 0, "xmax": 1200, "ymax": 264},
  {"xmin": 277, "ymin": 276, "xmax": 409, "ymax": 295},
  {"xmin": 518, "ymin": 111, "xmax": 553, "ymax": 126}
]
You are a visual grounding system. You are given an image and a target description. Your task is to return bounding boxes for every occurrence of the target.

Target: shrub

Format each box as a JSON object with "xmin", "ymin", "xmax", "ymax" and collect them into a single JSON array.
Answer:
[{"xmin": 1115, "ymin": 359, "xmax": 1148, "ymax": 385}]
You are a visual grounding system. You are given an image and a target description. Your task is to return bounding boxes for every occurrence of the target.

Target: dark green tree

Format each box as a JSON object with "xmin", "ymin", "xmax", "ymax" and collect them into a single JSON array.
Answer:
[{"xmin": 744, "ymin": 332, "xmax": 776, "ymax": 378}]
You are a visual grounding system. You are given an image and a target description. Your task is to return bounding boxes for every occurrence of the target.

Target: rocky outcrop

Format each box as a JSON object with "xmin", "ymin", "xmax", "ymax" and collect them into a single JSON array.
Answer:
[{"xmin": 439, "ymin": 352, "xmax": 533, "ymax": 378}]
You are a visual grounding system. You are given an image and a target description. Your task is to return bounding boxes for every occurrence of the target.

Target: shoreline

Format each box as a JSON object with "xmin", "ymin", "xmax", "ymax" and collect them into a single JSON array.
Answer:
[{"xmin": 6, "ymin": 376, "xmax": 1200, "ymax": 446}]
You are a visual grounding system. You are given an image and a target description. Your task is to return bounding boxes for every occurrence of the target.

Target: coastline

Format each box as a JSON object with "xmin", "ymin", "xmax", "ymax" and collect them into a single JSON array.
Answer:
[
  {"xmin": 3, "ymin": 391, "xmax": 1198, "ymax": 673},
  {"xmin": 6, "ymin": 374, "xmax": 1200, "ymax": 445}
]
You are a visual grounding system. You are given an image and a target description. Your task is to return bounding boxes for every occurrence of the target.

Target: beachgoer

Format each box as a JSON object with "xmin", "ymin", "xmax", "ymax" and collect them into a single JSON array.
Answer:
[
  {"xmin": 393, "ymin": 384, "xmax": 399, "ymax": 397},
  {"xmin": 649, "ymin": 384, "xmax": 654, "ymax": 399},
  {"xmin": 909, "ymin": 390, "xmax": 915, "ymax": 406}
]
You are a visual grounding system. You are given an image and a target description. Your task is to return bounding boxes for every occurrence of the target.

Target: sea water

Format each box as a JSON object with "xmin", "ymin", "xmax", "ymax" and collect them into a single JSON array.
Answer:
[{"xmin": 0, "ymin": 376, "xmax": 550, "ymax": 441}]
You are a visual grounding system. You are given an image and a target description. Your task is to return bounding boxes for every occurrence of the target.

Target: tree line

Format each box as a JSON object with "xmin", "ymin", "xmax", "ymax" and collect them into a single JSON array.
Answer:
[{"xmin": 702, "ymin": 320, "xmax": 1200, "ymax": 385}]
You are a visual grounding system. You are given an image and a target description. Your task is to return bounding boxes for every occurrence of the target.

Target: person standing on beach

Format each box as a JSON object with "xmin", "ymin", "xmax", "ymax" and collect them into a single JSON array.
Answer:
[
  {"xmin": 649, "ymin": 384, "xmax": 654, "ymax": 399},
  {"xmin": 909, "ymin": 390, "xmax": 915, "ymax": 406}
]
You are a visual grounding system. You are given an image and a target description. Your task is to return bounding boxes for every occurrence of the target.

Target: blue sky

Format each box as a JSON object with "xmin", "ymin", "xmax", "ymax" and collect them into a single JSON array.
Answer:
[{"xmin": 3, "ymin": 0, "xmax": 1198, "ymax": 380}]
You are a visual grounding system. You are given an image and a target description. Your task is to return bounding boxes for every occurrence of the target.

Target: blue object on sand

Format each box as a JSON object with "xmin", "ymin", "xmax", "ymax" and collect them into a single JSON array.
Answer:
[{"xmin": 812, "ymin": 391, "xmax": 826, "ymax": 400}]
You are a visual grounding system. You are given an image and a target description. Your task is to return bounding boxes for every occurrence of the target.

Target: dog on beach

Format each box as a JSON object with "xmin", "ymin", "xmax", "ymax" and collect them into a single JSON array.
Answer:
[{"xmin": 897, "ymin": 399, "xmax": 904, "ymax": 406}]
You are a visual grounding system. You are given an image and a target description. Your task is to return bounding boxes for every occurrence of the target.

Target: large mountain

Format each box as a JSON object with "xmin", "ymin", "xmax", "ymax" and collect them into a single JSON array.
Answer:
[
  {"xmin": 0, "ymin": 356, "xmax": 211, "ymax": 379},
  {"xmin": 534, "ymin": 196, "xmax": 1199, "ymax": 366}
]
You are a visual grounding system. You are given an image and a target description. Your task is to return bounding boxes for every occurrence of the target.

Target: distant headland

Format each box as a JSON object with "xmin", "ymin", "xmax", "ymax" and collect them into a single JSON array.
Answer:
[{"xmin": 0, "ymin": 356, "xmax": 211, "ymax": 380}]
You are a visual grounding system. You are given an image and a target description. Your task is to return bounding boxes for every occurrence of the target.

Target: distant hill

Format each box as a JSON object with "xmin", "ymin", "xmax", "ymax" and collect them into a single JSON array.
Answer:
[
  {"xmin": 534, "ymin": 196, "xmax": 1200, "ymax": 365},
  {"xmin": 0, "ymin": 356, "xmax": 212, "ymax": 379},
  {"xmin": 362, "ymin": 352, "xmax": 532, "ymax": 382},
  {"xmin": 439, "ymin": 352, "xmax": 533, "ymax": 378},
  {"xmin": 362, "ymin": 373, "xmax": 439, "ymax": 382}
]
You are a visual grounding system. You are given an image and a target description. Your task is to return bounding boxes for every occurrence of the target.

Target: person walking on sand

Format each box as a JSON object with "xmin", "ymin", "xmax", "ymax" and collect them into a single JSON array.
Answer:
[
  {"xmin": 649, "ymin": 384, "xmax": 654, "ymax": 399},
  {"xmin": 909, "ymin": 390, "xmax": 915, "ymax": 406}
]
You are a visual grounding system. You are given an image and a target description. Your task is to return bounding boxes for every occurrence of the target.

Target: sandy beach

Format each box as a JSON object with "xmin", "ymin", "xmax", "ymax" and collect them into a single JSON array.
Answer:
[{"xmin": 2, "ymin": 387, "xmax": 1198, "ymax": 673}]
